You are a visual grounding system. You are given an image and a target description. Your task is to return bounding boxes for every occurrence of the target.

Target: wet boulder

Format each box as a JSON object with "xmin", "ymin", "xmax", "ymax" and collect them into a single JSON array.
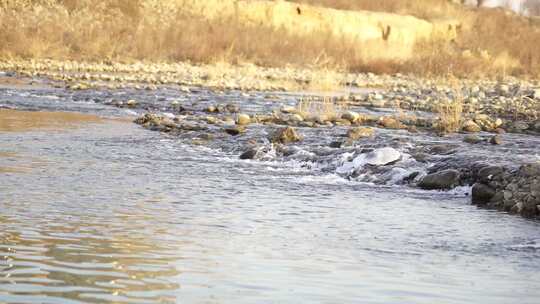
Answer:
[
  {"xmin": 224, "ymin": 126, "xmax": 245, "ymax": 136},
  {"xmin": 341, "ymin": 111, "xmax": 360, "ymax": 123},
  {"xmin": 418, "ymin": 169, "xmax": 460, "ymax": 190},
  {"xmin": 489, "ymin": 135, "xmax": 502, "ymax": 145},
  {"xmin": 205, "ymin": 116, "xmax": 218, "ymax": 124},
  {"xmin": 280, "ymin": 106, "xmax": 297, "ymax": 114},
  {"xmin": 532, "ymin": 121, "xmax": 540, "ymax": 132},
  {"xmin": 336, "ymin": 147, "xmax": 401, "ymax": 175},
  {"xmin": 329, "ymin": 141, "xmax": 343, "ymax": 148},
  {"xmin": 507, "ymin": 121, "xmax": 529, "ymax": 133},
  {"xmin": 427, "ymin": 144, "xmax": 457, "ymax": 155},
  {"xmin": 378, "ymin": 116, "xmax": 403, "ymax": 129},
  {"xmin": 533, "ymin": 89, "xmax": 540, "ymax": 100},
  {"xmin": 346, "ymin": 127, "xmax": 374, "ymax": 140},
  {"xmin": 288, "ymin": 114, "xmax": 304, "ymax": 123},
  {"xmin": 236, "ymin": 113, "xmax": 251, "ymax": 125},
  {"xmin": 519, "ymin": 163, "xmax": 540, "ymax": 177},
  {"xmin": 126, "ymin": 99, "xmax": 138, "ymax": 107},
  {"xmin": 206, "ymin": 105, "xmax": 218, "ymax": 113},
  {"xmin": 462, "ymin": 120, "xmax": 481, "ymax": 133},
  {"xmin": 134, "ymin": 113, "xmax": 157, "ymax": 125},
  {"xmin": 239, "ymin": 147, "xmax": 259, "ymax": 160},
  {"xmin": 363, "ymin": 147, "xmax": 401, "ymax": 166},
  {"xmin": 199, "ymin": 133, "xmax": 214, "ymax": 141},
  {"xmin": 334, "ymin": 119, "xmax": 351, "ymax": 126},
  {"xmin": 477, "ymin": 165, "xmax": 504, "ymax": 182},
  {"xmin": 471, "ymin": 183, "xmax": 496, "ymax": 204},
  {"xmin": 225, "ymin": 103, "xmax": 240, "ymax": 113},
  {"xmin": 474, "ymin": 114, "xmax": 496, "ymax": 132},
  {"xmin": 463, "ymin": 134, "xmax": 483, "ymax": 144},
  {"xmin": 271, "ymin": 127, "xmax": 303, "ymax": 144}
]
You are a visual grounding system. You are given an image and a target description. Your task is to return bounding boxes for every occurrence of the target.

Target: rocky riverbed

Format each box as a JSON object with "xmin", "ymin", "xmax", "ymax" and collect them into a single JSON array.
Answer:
[{"xmin": 1, "ymin": 60, "xmax": 539, "ymax": 218}]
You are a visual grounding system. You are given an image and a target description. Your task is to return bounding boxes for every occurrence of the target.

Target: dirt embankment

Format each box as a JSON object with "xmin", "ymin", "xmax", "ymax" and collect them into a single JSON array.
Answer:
[{"xmin": 186, "ymin": 0, "xmax": 458, "ymax": 61}]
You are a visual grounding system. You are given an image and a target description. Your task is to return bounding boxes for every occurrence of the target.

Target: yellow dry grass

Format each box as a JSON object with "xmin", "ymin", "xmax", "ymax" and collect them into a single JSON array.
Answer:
[
  {"xmin": 305, "ymin": 68, "xmax": 345, "ymax": 92},
  {"xmin": 296, "ymin": 96, "xmax": 348, "ymax": 122},
  {"xmin": 435, "ymin": 80, "xmax": 464, "ymax": 134},
  {"xmin": 295, "ymin": 0, "xmax": 463, "ymax": 20},
  {"xmin": 0, "ymin": 0, "xmax": 539, "ymax": 78}
]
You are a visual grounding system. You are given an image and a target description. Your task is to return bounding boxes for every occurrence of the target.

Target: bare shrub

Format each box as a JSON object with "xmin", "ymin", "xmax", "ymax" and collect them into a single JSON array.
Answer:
[{"xmin": 435, "ymin": 81, "xmax": 464, "ymax": 134}]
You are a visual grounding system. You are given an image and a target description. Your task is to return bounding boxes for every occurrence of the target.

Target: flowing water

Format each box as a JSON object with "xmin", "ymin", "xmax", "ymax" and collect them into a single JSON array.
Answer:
[{"xmin": 1, "ymin": 81, "xmax": 540, "ymax": 303}]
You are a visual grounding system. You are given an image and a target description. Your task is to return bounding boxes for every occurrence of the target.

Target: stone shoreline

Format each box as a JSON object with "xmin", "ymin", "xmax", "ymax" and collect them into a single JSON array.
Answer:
[
  {"xmin": 472, "ymin": 164, "xmax": 540, "ymax": 218},
  {"xmin": 1, "ymin": 59, "xmax": 538, "ymax": 218},
  {"xmin": 131, "ymin": 104, "xmax": 540, "ymax": 219}
]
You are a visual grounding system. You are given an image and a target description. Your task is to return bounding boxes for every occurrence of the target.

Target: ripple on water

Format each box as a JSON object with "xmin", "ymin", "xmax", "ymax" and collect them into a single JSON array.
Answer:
[{"xmin": 1, "ymin": 86, "xmax": 540, "ymax": 303}]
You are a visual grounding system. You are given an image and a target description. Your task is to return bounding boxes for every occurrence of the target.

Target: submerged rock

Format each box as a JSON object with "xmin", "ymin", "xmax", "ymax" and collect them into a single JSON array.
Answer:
[
  {"xmin": 225, "ymin": 103, "xmax": 240, "ymax": 113},
  {"xmin": 236, "ymin": 113, "xmax": 251, "ymax": 125},
  {"xmin": 224, "ymin": 126, "xmax": 245, "ymax": 136},
  {"xmin": 240, "ymin": 147, "xmax": 258, "ymax": 160},
  {"xmin": 463, "ymin": 134, "xmax": 483, "ymax": 144},
  {"xmin": 507, "ymin": 121, "xmax": 529, "ymax": 133},
  {"xmin": 489, "ymin": 135, "xmax": 502, "ymax": 145},
  {"xmin": 288, "ymin": 114, "xmax": 304, "ymax": 123},
  {"xmin": 418, "ymin": 169, "xmax": 460, "ymax": 190},
  {"xmin": 346, "ymin": 127, "xmax": 374, "ymax": 140},
  {"xmin": 271, "ymin": 127, "xmax": 303, "ymax": 144},
  {"xmin": 378, "ymin": 116, "xmax": 403, "ymax": 129}
]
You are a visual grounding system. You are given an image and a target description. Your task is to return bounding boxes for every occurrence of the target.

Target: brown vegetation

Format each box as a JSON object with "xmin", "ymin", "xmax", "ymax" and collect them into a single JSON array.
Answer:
[
  {"xmin": 0, "ymin": 0, "xmax": 348, "ymax": 67},
  {"xmin": 0, "ymin": 0, "xmax": 539, "ymax": 78},
  {"xmin": 296, "ymin": 96, "xmax": 348, "ymax": 122},
  {"xmin": 294, "ymin": 0, "xmax": 463, "ymax": 20},
  {"xmin": 435, "ymin": 95, "xmax": 464, "ymax": 134}
]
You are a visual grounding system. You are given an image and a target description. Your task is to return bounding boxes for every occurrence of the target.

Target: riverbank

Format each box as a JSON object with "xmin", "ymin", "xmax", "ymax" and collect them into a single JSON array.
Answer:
[
  {"xmin": 1, "ymin": 60, "xmax": 539, "ymax": 218},
  {"xmin": 1, "ymin": 0, "xmax": 539, "ymax": 77},
  {"xmin": 2, "ymin": 58, "xmax": 539, "ymax": 126}
]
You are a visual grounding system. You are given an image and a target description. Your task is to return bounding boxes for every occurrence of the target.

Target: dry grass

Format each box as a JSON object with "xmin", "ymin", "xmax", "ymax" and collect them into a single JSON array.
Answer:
[
  {"xmin": 296, "ymin": 96, "xmax": 348, "ymax": 122},
  {"xmin": 297, "ymin": 0, "xmax": 540, "ymax": 78},
  {"xmin": 435, "ymin": 81, "xmax": 464, "ymax": 134},
  {"xmin": 399, "ymin": 9, "xmax": 540, "ymax": 78},
  {"xmin": 0, "ymin": 0, "xmax": 539, "ymax": 78},
  {"xmin": 436, "ymin": 99, "xmax": 463, "ymax": 134},
  {"xmin": 295, "ymin": 0, "xmax": 463, "ymax": 20},
  {"xmin": 305, "ymin": 68, "xmax": 345, "ymax": 92},
  {"xmin": 0, "ymin": 0, "xmax": 354, "ymax": 67}
]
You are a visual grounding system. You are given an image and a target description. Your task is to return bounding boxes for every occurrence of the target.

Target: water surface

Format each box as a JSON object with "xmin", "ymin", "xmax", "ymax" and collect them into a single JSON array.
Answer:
[{"xmin": 1, "ymin": 83, "xmax": 539, "ymax": 304}]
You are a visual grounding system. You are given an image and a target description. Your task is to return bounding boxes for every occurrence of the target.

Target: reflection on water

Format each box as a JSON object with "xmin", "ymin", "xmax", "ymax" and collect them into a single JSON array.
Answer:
[
  {"xmin": 0, "ymin": 151, "xmax": 48, "ymax": 175},
  {"xmin": 0, "ymin": 213, "xmax": 180, "ymax": 303},
  {"xmin": 0, "ymin": 76, "xmax": 41, "ymax": 90},
  {"xmin": 0, "ymin": 109, "xmax": 102, "ymax": 132}
]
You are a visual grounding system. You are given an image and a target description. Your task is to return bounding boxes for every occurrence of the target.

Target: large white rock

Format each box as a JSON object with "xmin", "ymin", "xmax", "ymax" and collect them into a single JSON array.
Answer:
[
  {"xmin": 533, "ymin": 89, "xmax": 540, "ymax": 100},
  {"xmin": 336, "ymin": 147, "xmax": 401, "ymax": 174},
  {"xmin": 361, "ymin": 147, "xmax": 402, "ymax": 166}
]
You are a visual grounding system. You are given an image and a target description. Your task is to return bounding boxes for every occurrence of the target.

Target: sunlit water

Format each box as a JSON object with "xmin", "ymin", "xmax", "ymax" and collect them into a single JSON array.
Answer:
[{"xmin": 1, "ymin": 84, "xmax": 540, "ymax": 303}]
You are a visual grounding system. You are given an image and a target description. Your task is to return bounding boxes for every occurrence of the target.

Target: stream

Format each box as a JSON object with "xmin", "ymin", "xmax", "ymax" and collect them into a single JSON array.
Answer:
[{"xmin": 1, "ymin": 81, "xmax": 539, "ymax": 303}]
